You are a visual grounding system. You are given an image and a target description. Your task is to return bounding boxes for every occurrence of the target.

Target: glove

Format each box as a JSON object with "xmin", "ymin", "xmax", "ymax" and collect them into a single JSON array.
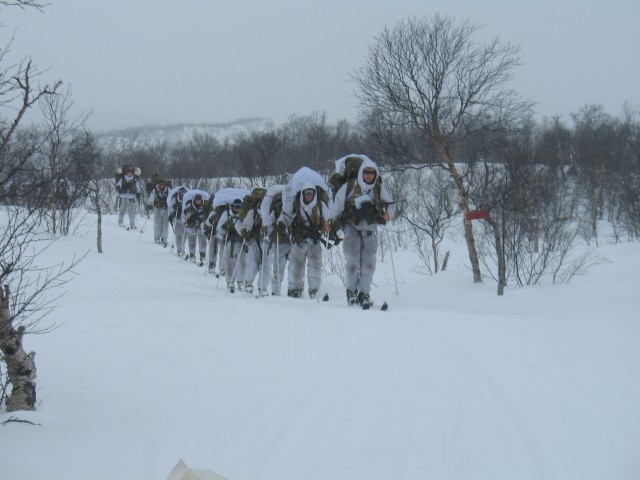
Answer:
[
  {"xmin": 277, "ymin": 221, "xmax": 287, "ymax": 235},
  {"xmin": 241, "ymin": 228, "xmax": 251, "ymax": 240},
  {"xmin": 242, "ymin": 243, "xmax": 249, "ymax": 253}
]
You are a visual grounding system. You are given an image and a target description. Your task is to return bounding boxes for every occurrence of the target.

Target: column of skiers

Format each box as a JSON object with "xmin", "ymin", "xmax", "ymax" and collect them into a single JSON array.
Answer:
[{"xmin": 115, "ymin": 154, "xmax": 396, "ymax": 308}]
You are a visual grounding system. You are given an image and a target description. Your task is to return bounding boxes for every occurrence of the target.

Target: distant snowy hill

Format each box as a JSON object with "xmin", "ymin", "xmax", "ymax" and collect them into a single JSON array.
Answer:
[{"xmin": 96, "ymin": 118, "xmax": 276, "ymax": 145}]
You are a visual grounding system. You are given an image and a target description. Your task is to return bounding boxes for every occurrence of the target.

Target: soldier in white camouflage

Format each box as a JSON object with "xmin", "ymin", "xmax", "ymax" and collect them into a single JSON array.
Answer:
[
  {"xmin": 115, "ymin": 167, "xmax": 142, "ymax": 229},
  {"xmin": 146, "ymin": 178, "xmax": 170, "ymax": 246},
  {"xmin": 328, "ymin": 155, "xmax": 395, "ymax": 308}
]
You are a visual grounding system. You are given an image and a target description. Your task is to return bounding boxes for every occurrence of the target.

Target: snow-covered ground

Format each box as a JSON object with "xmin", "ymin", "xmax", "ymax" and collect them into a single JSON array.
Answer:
[{"xmin": 1, "ymin": 214, "xmax": 639, "ymax": 480}]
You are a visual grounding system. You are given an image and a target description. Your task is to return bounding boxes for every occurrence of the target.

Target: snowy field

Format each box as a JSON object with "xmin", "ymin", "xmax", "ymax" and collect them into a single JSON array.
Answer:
[{"xmin": 1, "ymin": 213, "xmax": 639, "ymax": 480}]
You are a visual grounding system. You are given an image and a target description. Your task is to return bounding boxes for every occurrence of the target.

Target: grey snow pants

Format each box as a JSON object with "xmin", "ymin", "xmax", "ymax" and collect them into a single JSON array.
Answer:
[
  {"xmin": 343, "ymin": 224, "xmax": 378, "ymax": 294},
  {"xmin": 287, "ymin": 239, "xmax": 322, "ymax": 293},
  {"xmin": 118, "ymin": 197, "xmax": 137, "ymax": 227},
  {"xmin": 153, "ymin": 207, "xmax": 169, "ymax": 242}
]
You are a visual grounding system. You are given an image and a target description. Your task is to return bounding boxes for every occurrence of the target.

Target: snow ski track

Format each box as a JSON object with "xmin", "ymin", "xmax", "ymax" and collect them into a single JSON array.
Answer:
[
  {"xmin": 232, "ymin": 304, "xmax": 349, "ymax": 480},
  {"xmin": 387, "ymin": 316, "xmax": 467, "ymax": 479},
  {"xmin": 398, "ymin": 313, "xmax": 555, "ymax": 479}
]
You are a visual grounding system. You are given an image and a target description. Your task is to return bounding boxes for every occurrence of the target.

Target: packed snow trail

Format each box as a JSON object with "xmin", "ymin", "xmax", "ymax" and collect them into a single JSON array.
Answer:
[{"xmin": 1, "ymin": 215, "xmax": 639, "ymax": 480}]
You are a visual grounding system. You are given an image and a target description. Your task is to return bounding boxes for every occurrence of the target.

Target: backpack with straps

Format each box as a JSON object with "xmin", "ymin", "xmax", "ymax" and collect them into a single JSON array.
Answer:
[
  {"xmin": 237, "ymin": 188, "xmax": 267, "ymax": 240},
  {"xmin": 115, "ymin": 165, "xmax": 141, "ymax": 184},
  {"xmin": 238, "ymin": 187, "xmax": 267, "ymax": 222},
  {"xmin": 328, "ymin": 155, "xmax": 366, "ymax": 199},
  {"xmin": 290, "ymin": 190, "xmax": 326, "ymax": 244},
  {"xmin": 330, "ymin": 155, "xmax": 388, "ymax": 227},
  {"xmin": 115, "ymin": 165, "xmax": 142, "ymax": 195}
]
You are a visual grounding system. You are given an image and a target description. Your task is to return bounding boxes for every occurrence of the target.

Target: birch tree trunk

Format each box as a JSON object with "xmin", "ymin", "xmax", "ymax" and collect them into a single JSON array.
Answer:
[{"xmin": 0, "ymin": 285, "xmax": 37, "ymax": 412}]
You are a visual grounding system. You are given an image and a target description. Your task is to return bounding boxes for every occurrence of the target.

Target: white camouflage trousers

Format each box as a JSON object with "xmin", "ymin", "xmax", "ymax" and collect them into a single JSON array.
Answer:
[
  {"xmin": 220, "ymin": 238, "xmax": 244, "ymax": 287},
  {"xmin": 267, "ymin": 240, "xmax": 291, "ymax": 295},
  {"xmin": 206, "ymin": 236, "xmax": 219, "ymax": 268},
  {"xmin": 287, "ymin": 239, "xmax": 322, "ymax": 294},
  {"xmin": 153, "ymin": 207, "xmax": 169, "ymax": 242},
  {"xmin": 173, "ymin": 221, "xmax": 186, "ymax": 256},
  {"xmin": 343, "ymin": 224, "xmax": 378, "ymax": 294},
  {"xmin": 118, "ymin": 197, "xmax": 138, "ymax": 227},
  {"xmin": 186, "ymin": 226, "xmax": 207, "ymax": 258},
  {"xmin": 241, "ymin": 239, "xmax": 269, "ymax": 289}
]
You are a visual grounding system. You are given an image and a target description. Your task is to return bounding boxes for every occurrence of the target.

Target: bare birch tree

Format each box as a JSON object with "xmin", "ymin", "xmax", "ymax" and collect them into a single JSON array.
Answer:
[
  {"xmin": 38, "ymin": 84, "xmax": 88, "ymax": 235},
  {"xmin": 352, "ymin": 14, "xmax": 532, "ymax": 283},
  {"xmin": 1, "ymin": 1, "xmax": 68, "ymax": 410}
]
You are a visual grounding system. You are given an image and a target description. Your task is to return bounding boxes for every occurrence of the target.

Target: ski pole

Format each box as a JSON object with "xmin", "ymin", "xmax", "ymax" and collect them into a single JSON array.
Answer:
[
  {"xmin": 137, "ymin": 212, "xmax": 149, "ymax": 241},
  {"xmin": 227, "ymin": 237, "xmax": 246, "ymax": 295},
  {"xmin": 203, "ymin": 224, "xmax": 215, "ymax": 276},
  {"xmin": 216, "ymin": 230, "xmax": 229, "ymax": 289},
  {"xmin": 169, "ymin": 207, "xmax": 178, "ymax": 254},
  {"xmin": 168, "ymin": 219, "xmax": 176, "ymax": 252},
  {"xmin": 385, "ymin": 228, "xmax": 399, "ymax": 297},
  {"xmin": 276, "ymin": 230, "xmax": 280, "ymax": 293},
  {"xmin": 259, "ymin": 232, "xmax": 269, "ymax": 295},
  {"xmin": 317, "ymin": 231, "xmax": 330, "ymax": 303}
]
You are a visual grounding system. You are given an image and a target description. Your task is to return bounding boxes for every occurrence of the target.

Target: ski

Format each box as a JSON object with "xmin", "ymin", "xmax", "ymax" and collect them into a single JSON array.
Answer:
[{"xmin": 362, "ymin": 300, "xmax": 388, "ymax": 311}]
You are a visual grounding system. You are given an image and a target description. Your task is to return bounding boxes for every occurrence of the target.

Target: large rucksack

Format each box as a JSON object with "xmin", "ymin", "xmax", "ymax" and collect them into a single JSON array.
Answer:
[
  {"xmin": 115, "ymin": 164, "xmax": 141, "ymax": 184},
  {"xmin": 115, "ymin": 165, "xmax": 142, "ymax": 198},
  {"xmin": 210, "ymin": 187, "xmax": 251, "ymax": 233},
  {"xmin": 270, "ymin": 191, "xmax": 283, "ymax": 217},
  {"xmin": 328, "ymin": 155, "xmax": 367, "ymax": 199},
  {"xmin": 146, "ymin": 175, "xmax": 172, "ymax": 197},
  {"xmin": 330, "ymin": 155, "xmax": 387, "ymax": 227},
  {"xmin": 238, "ymin": 187, "xmax": 267, "ymax": 222}
]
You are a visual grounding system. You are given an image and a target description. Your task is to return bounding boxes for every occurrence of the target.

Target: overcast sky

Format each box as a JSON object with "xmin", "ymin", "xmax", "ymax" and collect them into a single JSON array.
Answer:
[{"xmin": 2, "ymin": 0, "xmax": 638, "ymax": 131}]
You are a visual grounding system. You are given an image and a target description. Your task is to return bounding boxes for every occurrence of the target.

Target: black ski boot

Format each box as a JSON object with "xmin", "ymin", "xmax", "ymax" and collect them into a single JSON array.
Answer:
[
  {"xmin": 358, "ymin": 291, "xmax": 372, "ymax": 309},
  {"xmin": 288, "ymin": 288, "xmax": 303, "ymax": 298},
  {"xmin": 347, "ymin": 289, "xmax": 359, "ymax": 306}
]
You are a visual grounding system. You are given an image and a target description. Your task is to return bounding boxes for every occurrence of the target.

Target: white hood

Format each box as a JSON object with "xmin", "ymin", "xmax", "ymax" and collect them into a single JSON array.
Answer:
[
  {"xmin": 299, "ymin": 183, "xmax": 318, "ymax": 217},
  {"xmin": 356, "ymin": 157, "xmax": 379, "ymax": 193}
]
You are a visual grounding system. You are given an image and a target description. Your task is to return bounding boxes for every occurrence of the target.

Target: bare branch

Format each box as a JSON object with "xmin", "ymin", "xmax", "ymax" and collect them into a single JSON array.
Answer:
[
  {"xmin": 1, "ymin": 415, "xmax": 41, "ymax": 425},
  {"xmin": 0, "ymin": 1, "xmax": 48, "ymax": 12}
]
